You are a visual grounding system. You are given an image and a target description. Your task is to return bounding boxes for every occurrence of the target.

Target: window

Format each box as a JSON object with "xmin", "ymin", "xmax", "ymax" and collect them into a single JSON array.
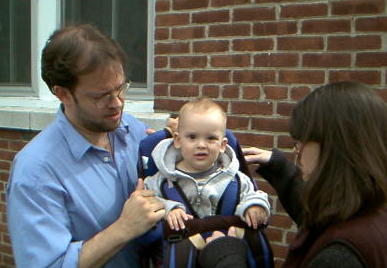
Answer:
[
  {"xmin": 62, "ymin": 0, "xmax": 148, "ymax": 91},
  {"xmin": 0, "ymin": 0, "xmax": 31, "ymax": 87},
  {"xmin": 0, "ymin": 0, "xmax": 153, "ymax": 99}
]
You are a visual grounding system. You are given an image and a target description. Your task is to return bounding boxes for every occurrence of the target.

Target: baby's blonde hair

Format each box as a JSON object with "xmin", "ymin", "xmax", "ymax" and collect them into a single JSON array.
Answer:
[{"xmin": 178, "ymin": 97, "xmax": 227, "ymax": 133}]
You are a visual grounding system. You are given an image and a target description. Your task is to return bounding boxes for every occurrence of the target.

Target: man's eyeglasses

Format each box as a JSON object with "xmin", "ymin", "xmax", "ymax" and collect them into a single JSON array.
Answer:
[
  {"xmin": 293, "ymin": 141, "xmax": 304, "ymax": 165},
  {"xmin": 92, "ymin": 82, "xmax": 131, "ymax": 108}
]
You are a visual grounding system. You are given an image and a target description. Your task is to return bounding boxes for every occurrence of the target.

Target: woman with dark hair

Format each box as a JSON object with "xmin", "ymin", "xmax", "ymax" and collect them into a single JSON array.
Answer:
[{"xmin": 199, "ymin": 81, "xmax": 387, "ymax": 268}]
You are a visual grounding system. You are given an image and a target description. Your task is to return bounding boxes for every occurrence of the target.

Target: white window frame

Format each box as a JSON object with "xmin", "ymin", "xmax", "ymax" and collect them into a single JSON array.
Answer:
[
  {"xmin": 0, "ymin": 0, "xmax": 155, "ymax": 100},
  {"xmin": 0, "ymin": 0, "xmax": 159, "ymax": 131}
]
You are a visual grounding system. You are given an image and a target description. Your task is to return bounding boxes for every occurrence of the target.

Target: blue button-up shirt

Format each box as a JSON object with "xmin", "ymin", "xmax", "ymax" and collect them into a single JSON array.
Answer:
[{"xmin": 7, "ymin": 107, "xmax": 148, "ymax": 267}]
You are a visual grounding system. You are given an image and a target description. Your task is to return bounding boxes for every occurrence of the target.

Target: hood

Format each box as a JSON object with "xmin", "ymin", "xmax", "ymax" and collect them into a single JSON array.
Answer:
[{"xmin": 151, "ymin": 138, "xmax": 240, "ymax": 181}]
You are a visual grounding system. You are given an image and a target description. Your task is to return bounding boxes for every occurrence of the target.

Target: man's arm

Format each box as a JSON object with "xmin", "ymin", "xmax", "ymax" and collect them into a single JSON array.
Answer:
[{"xmin": 79, "ymin": 179, "xmax": 165, "ymax": 268}]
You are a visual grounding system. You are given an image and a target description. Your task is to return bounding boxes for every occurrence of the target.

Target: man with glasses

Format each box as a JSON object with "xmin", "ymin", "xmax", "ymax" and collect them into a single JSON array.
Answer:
[{"xmin": 7, "ymin": 24, "xmax": 165, "ymax": 268}]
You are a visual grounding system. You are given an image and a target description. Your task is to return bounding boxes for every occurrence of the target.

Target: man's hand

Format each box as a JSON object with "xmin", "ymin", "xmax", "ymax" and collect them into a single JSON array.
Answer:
[
  {"xmin": 166, "ymin": 208, "xmax": 193, "ymax": 231},
  {"xmin": 244, "ymin": 205, "xmax": 268, "ymax": 229},
  {"xmin": 242, "ymin": 147, "xmax": 272, "ymax": 165},
  {"xmin": 117, "ymin": 179, "xmax": 165, "ymax": 239}
]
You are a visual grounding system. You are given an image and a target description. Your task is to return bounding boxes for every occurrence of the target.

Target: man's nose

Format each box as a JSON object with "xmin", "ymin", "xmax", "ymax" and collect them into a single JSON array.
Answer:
[{"xmin": 108, "ymin": 94, "xmax": 124, "ymax": 108}]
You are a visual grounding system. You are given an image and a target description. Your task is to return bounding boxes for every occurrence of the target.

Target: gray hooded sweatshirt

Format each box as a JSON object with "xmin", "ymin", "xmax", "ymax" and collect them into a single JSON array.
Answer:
[{"xmin": 144, "ymin": 138, "xmax": 270, "ymax": 219}]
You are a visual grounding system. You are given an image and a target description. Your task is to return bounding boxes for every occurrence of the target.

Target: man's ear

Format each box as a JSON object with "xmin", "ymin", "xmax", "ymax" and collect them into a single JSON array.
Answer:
[
  {"xmin": 173, "ymin": 132, "xmax": 181, "ymax": 149},
  {"xmin": 53, "ymin": 85, "xmax": 73, "ymax": 105},
  {"xmin": 220, "ymin": 137, "xmax": 228, "ymax": 153}
]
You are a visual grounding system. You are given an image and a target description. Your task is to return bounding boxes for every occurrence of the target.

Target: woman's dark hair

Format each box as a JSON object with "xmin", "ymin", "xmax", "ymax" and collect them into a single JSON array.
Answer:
[
  {"xmin": 41, "ymin": 24, "xmax": 127, "ymax": 93},
  {"xmin": 290, "ymin": 81, "xmax": 387, "ymax": 230}
]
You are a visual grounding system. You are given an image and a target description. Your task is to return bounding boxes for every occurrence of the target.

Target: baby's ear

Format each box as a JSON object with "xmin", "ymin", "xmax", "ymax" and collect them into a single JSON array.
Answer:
[
  {"xmin": 220, "ymin": 137, "xmax": 228, "ymax": 153},
  {"xmin": 173, "ymin": 132, "xmax": 181, "ymax": 148}
]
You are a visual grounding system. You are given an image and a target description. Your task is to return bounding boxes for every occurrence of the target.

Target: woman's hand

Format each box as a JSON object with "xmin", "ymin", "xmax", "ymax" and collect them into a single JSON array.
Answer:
[{"xmin": 242, "ymin": 147, "xmax": 272, "ymax": 165}]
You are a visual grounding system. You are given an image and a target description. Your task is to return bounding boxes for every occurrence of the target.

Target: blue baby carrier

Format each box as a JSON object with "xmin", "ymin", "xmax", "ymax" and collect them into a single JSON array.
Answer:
[{"xmin": 137, "ymin": 129, "xmax": 274, "ymax": 268}]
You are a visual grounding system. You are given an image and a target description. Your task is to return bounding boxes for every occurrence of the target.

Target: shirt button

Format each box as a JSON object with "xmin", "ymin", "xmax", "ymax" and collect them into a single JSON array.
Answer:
[{"xmin": 103, "ymin": 156, "xmax": 110, "ymax": 163}]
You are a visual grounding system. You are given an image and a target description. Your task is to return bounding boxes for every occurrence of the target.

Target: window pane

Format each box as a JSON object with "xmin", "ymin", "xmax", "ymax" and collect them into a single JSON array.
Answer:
[
  {"xmin": 62, "ymin": 0, "xmax": 147, "ymax": 85},
  {"xmin": 0, "ymin": 0, "xmax": 31, "ymax": 85}
]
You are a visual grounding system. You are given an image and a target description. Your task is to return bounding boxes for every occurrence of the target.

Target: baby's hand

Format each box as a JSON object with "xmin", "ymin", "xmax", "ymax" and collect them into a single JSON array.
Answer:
[
  {"xmin": 244, "ymin": 206, "xmax": 268, "ymax": 229},
  {"xmin": 166, "ymin": 208, "xmax": 193, "ymax": 231}
]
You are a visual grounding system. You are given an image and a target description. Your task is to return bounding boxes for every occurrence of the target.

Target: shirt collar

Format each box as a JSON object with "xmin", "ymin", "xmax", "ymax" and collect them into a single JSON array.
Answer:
[{"xmin": 57, "ymin": 105, "xmax": 130, "ymax": 160}]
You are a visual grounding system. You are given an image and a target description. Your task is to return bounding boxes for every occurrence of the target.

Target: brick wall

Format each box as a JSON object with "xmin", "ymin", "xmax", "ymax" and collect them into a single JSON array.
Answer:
[
  {"xmin": 1, "ymin": 0, "xmax": 387, "ymax": 267},
  {"xmin": 153, "ymin": 0, "xmax": 387, "ymax": 266},
  {"xmin": 0, "ymin": 129, "xmax": 37, "ymax": 267}
]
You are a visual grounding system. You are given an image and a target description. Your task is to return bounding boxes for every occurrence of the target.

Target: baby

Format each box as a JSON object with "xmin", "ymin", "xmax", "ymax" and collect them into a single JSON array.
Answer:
[{"xmin": 144, "ymin": 97, "xmax": 270, "ymax": 230}]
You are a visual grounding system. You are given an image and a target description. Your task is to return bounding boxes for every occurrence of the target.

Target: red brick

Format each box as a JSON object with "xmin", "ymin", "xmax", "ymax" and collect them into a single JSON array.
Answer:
[
  {"xmin": 155, "ymin": 42, "xmax": 189, "ymax": 54},
  {"xmin": 356, "ymin": 52, "xmax": 387, "ymax": 67},
  {"xmin": 156, "ymin": 0, "xmax": 170, "ymax": 12},
  {"xmin": 286, "ymin": 230, "xmax": 297, "ymax": 244},
  {"xmin": 155, "ymin": 28, "xmax": 169, "ymax": 40},
  {"xmin": 231, "ymin": 101, "xmax": 273, "ymax": 115},
  {"xmin": 278, "ymin": 37, "xmax": 324, "ymax": 50},
  {"xmin": 252, "ymin": 118, "xmax": 289, "ymax": 132},
  {"xmin": 8, "ymin": 141, "xmax": 28, "ymax": 152},
  {"xmin": 192, "ymin": 70, "xmax": 231, "ymax": 83},
  {"xmin": 234, "ymin": 7, "xmax": 276, "ymax": 21},
  {"xmin": 291, "ymin": 86, "xmax": 311, "ymax": 100},
  {"xmin": 277, "ymin": 102, "xmax": 296, "ymax": 116},
  {"xmin": 302, "ymin": 19, "xmax": 350, "ymax": 34},
  {"xmin": 0, "ymin": 141, "xmax": 8, "ymax": 150},
  {"xmin": 356, "ymin": 17, "xmax": 387, "ymax": 32},
  {"xmin": 170, "ymin": 85, "xmax": 199, "ymax": 97},
  {"xmin": 154, "ymin": 56, "xmax": 168, "ymax": 68},
  {"xmin": 0, "ymin": 244, "xmax": 12, "ymax": 255},
  {"xmin": 210, "ymin": 54, "xmax": 250, "ymax": 67},
  {"xmin": 222, "ymin": 85, "xmax": 240, "ymax": 98},
  {"xmin": 0, "ymin": 151, "xmax": 15, "ymax": 162},
  {"xmin": 3, "ymin": 254, "xmax": 15, "ymax": 266},
  {"xmin": 192, "ymin": 10, "xmax": 229, "ymax": 23},
  {"xmin": 254, "ymin": 53, "xmax": 298, "ymax": 67},
  {"xmin": 279, "ymin": 70, "xmax": 325, "ymax": 84},
  {"xmin": 332, "ymin": 0, "xmax": 385, "ymax": 15},
  {"xmin": 263, "ymin": 86, "xmax": 288, "ymax": 100},
  {"xmin": 202, "ymin": 85, "xmax": 220, "ymax": 98},
  {"xmin": 280, "ymin": 3, "xmax": 327, "ymax": 18},
  {"xmin": 243, "ymin": 86, "xmax": 261, "ymax": 99},
  {"xmin": 172, "ymin": 0, "xmax": 209, "ymax": 10},
  {"xmin": 233, "ymin": 39, "xmax": 274, "ymax": 51},
  {"xmin": 154, "ymin": 84, "xmax": 168, "ymax": 96},
  {"xmin": 256, "ymin": 180, "xmax": 276, "ymax": 196},
  {"xmin": 154, "ymin": 71, "xmax": 190, "ymax": 83},
  {"xmin": 328, "ymin": 35, "xmax": 381, "ymax": 50},
  {"xmin": 303, "ymin": 53, "xmax": 351, "ymax": 67},
  {"xmin": 156, "ymin": 14, "xmax": 189, "ymax": 26},
  {"xmin": 254, "ymin": 21, "xmax": 297, "ymax": 36},
  {"xmin": 329, "ymin": 70, "xmax": 380, "ymax": 85},
  {"xmin": 376, "ymin": 88, "xmax": 387, "ymax": 102},
  {"xmin": 211, "ymin": 0, "xmax": 250, "ymax": 6},
  {"xmin": 278, "ymin": 135, "xmax": 295, "ymax": 149},
  {"xmin": 271, "ymin": 214, "xmax": 295, "ymax": 229},
  {"xmin": 209, "ymin": 24, "xmax": 250, "ymax": 37},
  {"xmin": 0, "ymin": 130, "xmax": 24, "ymax": 140},
  {"xmin": 226, "ymin": 116, "xmax": 249, "ymax": 130},
  {"xmin": 234, "ymin": 70, "xmax": 275, "ymax": 83},
  {"xmin": 0, "ymin": 172, "xmax": 9, "ymax": 182},
  {"xmin": 266, "ymin": 227, "xmax": 284, "ymax": 242},
  {"xmin": 235, "ymin": 132, "xmax": 274, "ymax": 148},
  {"xmin": 170, "ymin": 56, "xmax": 207, "ymax": 68},
  {"xmin": 171, "ymin": 26, "xmax": 205, "ymax": 39},
  {"xmin": 154, "ymin": 99, "xmax": 185, "ymax": 112},
  {"xmin": 193, "ymin": 40, "xmax": 229, "ymax": 53},
  {"xmin": 270, "ymin": 242, "xmax": 290, "ymax": 259}
]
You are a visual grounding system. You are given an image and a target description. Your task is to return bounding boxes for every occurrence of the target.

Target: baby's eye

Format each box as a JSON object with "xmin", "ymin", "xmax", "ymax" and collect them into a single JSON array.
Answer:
[
  {"xmin": 208, "ymin": 135, "xmax": 218, "ymax": 141},
  {"xmin": 188, "ymin": 134, "xmax": 196, "ymax": 140}
]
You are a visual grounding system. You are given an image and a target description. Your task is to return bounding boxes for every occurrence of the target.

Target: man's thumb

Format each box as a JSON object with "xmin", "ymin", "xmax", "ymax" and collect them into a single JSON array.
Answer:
[{"xmin": 136, "ymin": 178, "xmax": 144, "ymax": 190}]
